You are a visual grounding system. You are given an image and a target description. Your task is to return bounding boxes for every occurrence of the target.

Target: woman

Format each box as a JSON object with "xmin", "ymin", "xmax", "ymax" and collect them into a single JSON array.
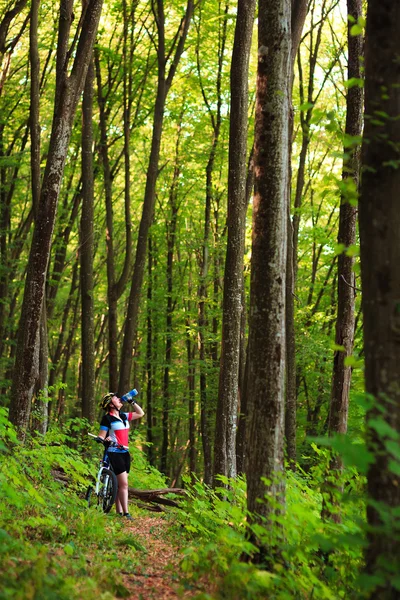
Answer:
[{"xmin": 98, "ymin": 391, "xmax": 144, "ymax": 519}]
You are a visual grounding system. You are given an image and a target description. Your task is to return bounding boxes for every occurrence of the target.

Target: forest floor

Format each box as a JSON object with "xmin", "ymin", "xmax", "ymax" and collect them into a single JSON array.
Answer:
[{"xmin": 120, "ymin": 514, "xmax": 210, "ymax": 600}]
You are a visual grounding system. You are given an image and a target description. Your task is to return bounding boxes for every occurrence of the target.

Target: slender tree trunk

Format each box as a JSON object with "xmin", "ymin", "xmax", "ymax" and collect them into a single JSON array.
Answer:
[
  {"xmin": 198, "ymin": 310, "xmax": 212, "ymax": 485},
  {"xmin": 324, "ymin": 0, "xmax": 363, "ymax": 520},
  {"xmin": 31, "ymin": 303, "xmax": 49, "ymax": 434},
  {"xmin": 60, "ymin": 290, "xmax": 81, "ymax": 407},
  {"xmin": 9, "ymin": 0, "xmax": 104, "ymax": 437},
  {"xmin": 120, "ymin": 0, "xmax": 134, "ymax": 296},
  {"xmin": 292, "ymin": 0, "xmax": 328, "ymax": 271},
  {"xmin": 359, "ymin": 1, "xmax": 400, "ymax": 594},
  {"xmin": 285, "ymin": 0, "xmax": 319, "ymax": 466},
  {"xmin": 146, "ymin": 236, "xmax": 154, "ymax": 466},
  {"xmin": 0, "ymin": 125, "xmax": 8, "ymax": 352},
  {"xmin": 236, "ymin": 337, "xmax": 249, "ymax": 475},
  {"xmin": 197, "ymin": 159, "xmax": 214, "ymax": 485},
  {"xmin": 236, "ymin": 148, "xmax": 254, "ymax": 474},
  {"xmin": 246, "ymin": 0, "xmax": 291, "ymax": 560},
  {"xmin": 329, "ymin": 0, "xmax": 363, "ymax": 437},
  {"xmin": 48, "ymin": 262, "xmax": 79, "ymax": 391},
  {"xmin": 186, "ymin": 318, "xmax": 196, "ymax": 478},
  {"xmin": 213, "ymin": 0, "xmax": 256, "ymax": 484},
  {"xmin": 30, "ymin": 0, "xmax": 40, "ymax": 214},
  {"xmin": 197, "ymin": 163, "xmax": 213, "ymax": 484},
  {"xmin": 160, "ymin": 120, "xmax": 181, "ymax": 475},
  {"xmin": 94, "ymin": 49, "xmax": 119, "ymax": 391},
  {"xmin": 285, "ymin": 220, "xmax": 297, "ymax": 464},
  {"xmin": 28, "ymin": 0, "xmax": 49, "ymax": 435},
  {"xmin": 94, "ymin": 2, "xmax": 134, "ymax": 393},
  {"xmin": 46, "ymin": 165, "xmax": 82, "ymax": 320},
  {"xmin": 196, "ymin": 1, "xmax": 228, "ymax": 487},
  {"xmin": 119, "ymin": 0, "xmax": 194, "ymax": 394},
  {"xmin": 80, "ymin": 55, "xmax": 96, "ymax": 424},
  {"xmin": 0, "ymin": 1, "xmax": 28, "ymax": 57}
]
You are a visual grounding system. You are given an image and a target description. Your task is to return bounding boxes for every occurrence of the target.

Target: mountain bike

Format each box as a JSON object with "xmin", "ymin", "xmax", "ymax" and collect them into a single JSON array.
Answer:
[{"xmin": 86, "ymin": 434, "xmax": 125, "ymax": 513}]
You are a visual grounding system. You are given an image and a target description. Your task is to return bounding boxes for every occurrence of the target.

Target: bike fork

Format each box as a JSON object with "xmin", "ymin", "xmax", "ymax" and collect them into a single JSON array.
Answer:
[{"xmin": 95, "ymin": 465, "xmax": 108, "ymax": 496}]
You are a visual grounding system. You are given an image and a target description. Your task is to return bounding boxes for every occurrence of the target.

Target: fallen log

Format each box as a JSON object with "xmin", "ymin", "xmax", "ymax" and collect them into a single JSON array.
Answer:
[
  {"xmin": 135, "ymin": 502, "xmax": 164, "ymax": 512},
  {"xmin": 128, "ymin": 487, "xmax": 186, "ymax": 499},
  {"xmin": 128, "ymin": 487, "xmax": 186, "ymax": 511}
]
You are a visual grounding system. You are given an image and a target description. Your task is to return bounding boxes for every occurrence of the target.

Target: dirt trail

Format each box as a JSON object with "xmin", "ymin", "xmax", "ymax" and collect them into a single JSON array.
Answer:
[{"xmin": 121, "ymin": 515, "xmax": 200, "ymax": 600}]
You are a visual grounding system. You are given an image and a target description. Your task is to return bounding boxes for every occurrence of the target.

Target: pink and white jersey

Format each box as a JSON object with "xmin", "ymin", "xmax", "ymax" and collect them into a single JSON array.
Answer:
[{"xmin": 100, "ymin": 412, "xmax": 134, "ymax": 451}]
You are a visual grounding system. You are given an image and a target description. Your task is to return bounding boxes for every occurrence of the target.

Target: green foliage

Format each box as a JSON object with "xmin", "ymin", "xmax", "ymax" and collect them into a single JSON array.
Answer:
[
  {"xmin": 174, "ymin": 464, "xmax": 366, "ymax": 599},
  {"xmin": 170, "ymin": 399, "xmax": 398, "ymax": 599},
  {"xmin": 0, "ymin": 409, "xmax": 166, "ymax": 599},
  {"xmin": 349, "ymin": 16, "xmax": 366, "ymax": 37}
]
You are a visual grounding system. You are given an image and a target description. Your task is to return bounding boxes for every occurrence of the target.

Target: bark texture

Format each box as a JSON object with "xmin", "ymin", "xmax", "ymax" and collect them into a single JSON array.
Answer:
[
  {"xmin": 161, "ymin": 120, "xmax": 182, "ymax": 476},
  {"xmin": 328, "ymin": 0, "xmax": 363, "ymax": 451},
  {"xmin": 146, "ymin": 237, "xmax": 155, "ymax": 466},
  {"xmin": 80, "ymin": 56, "xmax": 96, "ymax": 424},
  {"xmin": 29, "ymin": 0, "xmax": 49, "ymax": 434},
  {"xmin": 322, "ymin": 0, "xmax": 363, "ymax": 524},
  {"xmin": 213, "ymin": 0, "xmax": 256, "ymax": 483},
  {"xmin": 9, "ymin": 0, "xmax": 104, "ymax": 437},
  {"xmin": 359, "ymin": 0, "xmax": 400, "ymax": 594},
  {"xmin": 246, "ymin": 0, "xmax": 291, "ymax": 552},
  {"xmin": 94, "ymin": 48, "xmax": 121, "ymax": 392},
  {"xmin": 119, "ymin": 0, "xmax": 194, "ymax": 394},
  {"xmin": 0, "ymin": 1, "xmax": 28, "ymax": 56},
  {"xmin": 285, "ymin": 0, "xmax": 308, "ymax": 467}
]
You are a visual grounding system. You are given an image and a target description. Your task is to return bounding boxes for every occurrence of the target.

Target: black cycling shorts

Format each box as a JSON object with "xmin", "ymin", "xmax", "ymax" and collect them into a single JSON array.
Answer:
[{"xmin": 108, "ymin": 452, "xmax": 131, "ymax": 475}]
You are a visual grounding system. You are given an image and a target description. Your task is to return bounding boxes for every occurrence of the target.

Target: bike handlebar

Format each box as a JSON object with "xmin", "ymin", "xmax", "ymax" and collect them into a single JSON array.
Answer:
[{"xmin": 88, "ymin": 433, "xmax": 128, "ymax": 450}]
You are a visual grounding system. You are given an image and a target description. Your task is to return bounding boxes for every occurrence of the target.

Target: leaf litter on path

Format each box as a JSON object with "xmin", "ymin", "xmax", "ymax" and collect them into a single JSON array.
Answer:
[{"xmin": 120, "ymin": 515, "xmax": 204, "ymax": 600}]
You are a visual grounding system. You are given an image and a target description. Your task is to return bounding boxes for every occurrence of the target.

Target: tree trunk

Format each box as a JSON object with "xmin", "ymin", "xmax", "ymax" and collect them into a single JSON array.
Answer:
[
  {"xmin": 9, "ymin": 0, "xmax": 104, "ymax": 438},
  {"xmin": 48, "ymin": 261, "xmax": 79, "ymax": 391},
  {"xmin": 80, "ymin": 55, "xmax": 96, "ymax": 424},
  {"xmin": 186, "ymin": 317, "xmax": 197, "ymax": 478},
  {"xmin": 160, "ymin": 117, "xmax": 182, "ymax": 475},
  {"xmin": 30, "ymin": 0, "xmax": 41, "ymax": 214},
  {"xmin": 46, "ymin": 164, "xmax": 82, "ymax": 320},
  {"xmin": 0, "ymin": 125, "xmax": 9, "ymax": 354},
  {"xmin": 94, "ymin": 0, "xmax": 134, "ymax": 392},
  {"xmin": 94, "ymin": 48, "xmax": 120, "ymax": 392},
  {"xmin": 195, "ymin": 1, "xmax": 229, "ymax": 487},
  {"xmin": 29, "ymin": 0, "xmax": 49, "ymax": 435},
  {"xmin": 284, "ymin": 0, "xmax": 308, "ymax": 468},
  {"xmin": 285, "ymin": 216, "xmax": 297, "ymax": 465},
  {"xmin": 359, "ymin": 1, "xmax": 400, "ymax": 594},
  {"xmin": 329, "ymin": 0, "xmax": 363, "ymax": 437},
  {"xmin": 236, "ymin": 336, "xmax": 249, "ymax": 475},
  {"xmin": 213, "ymin": 0, "xmax": 256, "ymax": 484},
  {"xmin": 146, "ymin": 236, "xmax": 154, "ymax": 466},
  {"xmin": 118, "ymin": 0, "xmax": 194, "ymax": 394},
  {"xmin": 236, "ymin": 148, "xmax": 254, "ymax": 474},
  {"xmin": 246, "ymin": 0, "xmax": 291, "ymax": 560},
  {"xmin": 324, "ymin": 0, "xmax": 363, "ymax": 520},
  {"xmin": 0, "ymin": 1, "xmax": 28, "ymax": 57},
  {"xmin": 31, "ymin": 303, "xmax": 49, "ymax": 434}
]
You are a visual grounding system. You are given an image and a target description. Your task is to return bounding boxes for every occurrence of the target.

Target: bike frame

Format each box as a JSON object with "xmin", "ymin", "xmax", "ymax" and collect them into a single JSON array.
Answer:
[
  {"xmin": 95, "ymin": 453, "xmax": 111, "ymax": 497},
  {"xmin": 89, "ymin": 432, "xmax": 127, "ymax": 490},
  {"xmin": 87, "ymin": 433, "xmax": 121, "ymax": 512}
]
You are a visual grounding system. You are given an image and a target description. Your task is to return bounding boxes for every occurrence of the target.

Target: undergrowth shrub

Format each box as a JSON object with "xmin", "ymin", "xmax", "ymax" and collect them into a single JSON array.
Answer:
[
  {"xmin": 0, "ymin": 407, "xmax": 165, "ymax": 600},
  {"xmin": 175, "ymin": 457, "xmax": 366, "ymax": 599}
]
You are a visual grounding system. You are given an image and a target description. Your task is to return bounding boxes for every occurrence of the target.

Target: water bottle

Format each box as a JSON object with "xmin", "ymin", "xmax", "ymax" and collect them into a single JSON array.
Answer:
[{"xmin": 121, "ymin": 388, "xmax": 138, "ymax": 403}]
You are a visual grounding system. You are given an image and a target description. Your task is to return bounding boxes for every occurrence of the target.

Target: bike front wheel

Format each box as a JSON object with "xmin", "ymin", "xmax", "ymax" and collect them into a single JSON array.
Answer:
[
  {"xmin": 98, "ymin": 467, "xmax": 118, "ymax": 513},
  {"xmin": 85, "ymin": 485, "xmax": 93, "ymax": 507}
]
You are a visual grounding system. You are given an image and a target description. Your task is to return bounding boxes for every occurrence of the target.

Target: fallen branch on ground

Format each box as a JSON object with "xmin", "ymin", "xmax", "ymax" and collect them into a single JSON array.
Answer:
[{"xmin": 128, "ymin": 487, "xmax": 186, "ymax": 511}]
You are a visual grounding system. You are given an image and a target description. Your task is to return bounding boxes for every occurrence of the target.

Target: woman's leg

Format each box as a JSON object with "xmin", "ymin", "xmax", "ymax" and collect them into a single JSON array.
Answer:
[
  {"xmin": 115, "ymin": 495, "xmax": 123, "ymax": 514},
  {"xmin": 116, "ymin": 471, "xmax": 129, "ymax": 514}
]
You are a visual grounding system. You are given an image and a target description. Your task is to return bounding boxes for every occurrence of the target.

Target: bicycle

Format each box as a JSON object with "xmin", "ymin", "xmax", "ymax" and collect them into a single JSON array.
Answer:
[{"xmin": 86, "ymin": 433, "xmax": 126, "ymax": 513}]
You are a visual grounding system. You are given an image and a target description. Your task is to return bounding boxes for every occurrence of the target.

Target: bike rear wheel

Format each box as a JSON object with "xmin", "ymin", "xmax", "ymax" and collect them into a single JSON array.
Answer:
[{"xmin": 98, "ymin": 467, "xmax": 118, "ymax": 513}]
